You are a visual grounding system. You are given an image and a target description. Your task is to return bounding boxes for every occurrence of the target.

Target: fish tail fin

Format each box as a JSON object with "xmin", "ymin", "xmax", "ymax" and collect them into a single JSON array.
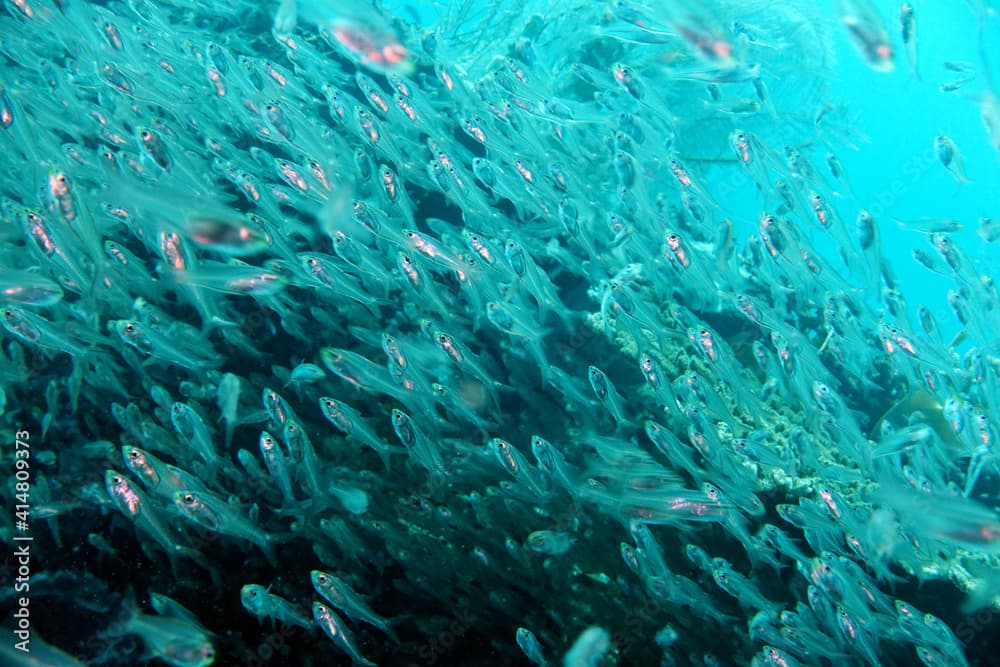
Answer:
[{"xmin": 376, "ymin": 445, "xmax": 394, "ymax": 472}]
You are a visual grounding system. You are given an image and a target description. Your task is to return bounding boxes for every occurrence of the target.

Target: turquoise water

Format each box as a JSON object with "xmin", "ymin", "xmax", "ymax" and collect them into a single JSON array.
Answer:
[
  {"xmin": 820, "ymin": 0, "xmax": 999, "ymax": 331},
  {"xmin": 0, "ymin": 1, "xmax": 998, "ymax": 666}
]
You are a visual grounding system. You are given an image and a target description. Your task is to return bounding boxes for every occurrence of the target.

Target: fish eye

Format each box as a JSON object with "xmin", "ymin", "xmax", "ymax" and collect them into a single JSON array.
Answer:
[
  {"xmin": 316, "ymin": 574, "xmax": 327, "ymax": 583},
  {"xmin": 249, "ymin": 589, "xmax": 257, "ymax": 597},
  {"xmin": 182, "ymin": 493, "xmax": 195, "ymax": 504},
  {"xmin": 112, "ymin": 475, "xmax": 123, "ymax": 484},
  {"xmin": 124, "ymin": 322, "xmax": 135, "ymax": 333},
  {"xmin": 129, "ymin": 450, "xmax": 140, "ymax": 460}
]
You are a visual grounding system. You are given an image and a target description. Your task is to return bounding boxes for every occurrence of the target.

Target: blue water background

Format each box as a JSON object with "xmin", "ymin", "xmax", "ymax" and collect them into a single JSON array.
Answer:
[
  {"xmin": 399, "ymin": 0, "xmax": 999, "ymax": 342},
  {"xmin": 820, "ymin": 0, "xmax": 999, "ymax": 338}
]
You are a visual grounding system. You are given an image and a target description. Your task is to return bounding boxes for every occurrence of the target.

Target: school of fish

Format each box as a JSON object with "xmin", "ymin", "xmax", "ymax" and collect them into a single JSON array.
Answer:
[{"xmin": 0, "ymin": 0, "xmax": 999, "ymax": 665}]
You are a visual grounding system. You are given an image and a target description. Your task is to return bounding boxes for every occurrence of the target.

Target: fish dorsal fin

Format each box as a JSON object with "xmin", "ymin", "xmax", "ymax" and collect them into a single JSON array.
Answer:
[{"xmin": 150, "ymin": 591, "xmax": 200, "ymax": 625}]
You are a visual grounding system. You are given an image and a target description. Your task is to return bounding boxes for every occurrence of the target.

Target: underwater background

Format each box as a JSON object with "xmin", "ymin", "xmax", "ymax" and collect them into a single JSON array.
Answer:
[{"xmin": 1, "ymin": 0, "xmax": 1000, "ymax": 665}]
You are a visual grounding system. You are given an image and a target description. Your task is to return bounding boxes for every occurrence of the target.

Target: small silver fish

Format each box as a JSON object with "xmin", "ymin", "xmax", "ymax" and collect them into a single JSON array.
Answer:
[
  {"xmin": 899, "ymin": 3, "xmax": 918, "ymax": 80},
  {"xmin": 240, "ymin": 584, "xmax": 312, "ymax": 629},
  {"xmin": 934, "ymin": 135, "xmax": 969, "ymax": 185},
  {"xmin": 312, "ymin": 602, "xmax": 378, "ymax": 666}
]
